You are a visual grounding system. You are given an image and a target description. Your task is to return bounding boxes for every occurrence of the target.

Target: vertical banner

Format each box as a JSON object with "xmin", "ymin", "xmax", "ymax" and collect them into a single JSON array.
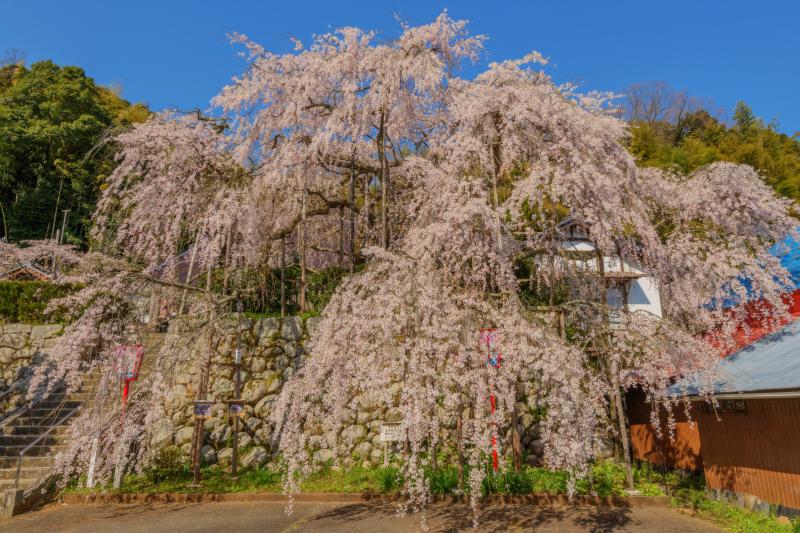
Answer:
[{"xmin": 480, "ymin": 328, "xmax": 501, "ymax": 471}]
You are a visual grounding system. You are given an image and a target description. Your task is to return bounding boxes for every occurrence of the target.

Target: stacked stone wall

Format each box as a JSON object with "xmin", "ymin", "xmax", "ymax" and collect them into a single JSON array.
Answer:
[
  {"xmin": 0, "ymin": 323, "xmax": 63, "ymax": 407},
  {"xmin": 154, "ymin": 315, "xmax": 546, "ymax": 469}
]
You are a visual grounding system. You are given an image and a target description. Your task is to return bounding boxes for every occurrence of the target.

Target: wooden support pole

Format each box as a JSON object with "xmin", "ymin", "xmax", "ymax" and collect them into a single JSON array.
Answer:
[
  {"xmin": 299, "ymin": 189, "xmax": 308, "ymax": 312},
  {"xmin": 280, "ymin": 236, "xmax": 286, "ymax": 319},
  {"xmin": 511, "ymin": 404, "xmax": 522, "ymax": 472},
  {"xmin": 596, "ymin": 249, "xmax": 635, "ymax": 491},
  {"xmin": 456, "ymin": 399, "xmax": 465, "ymax": 488}
]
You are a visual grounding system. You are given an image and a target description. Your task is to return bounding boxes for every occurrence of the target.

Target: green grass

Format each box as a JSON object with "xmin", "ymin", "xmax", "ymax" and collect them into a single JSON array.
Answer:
[
  {"xmin": 63, "ymin": 458, "xmax": 800, "ymax": 533},
  {"xmin": 64, "ymin": 459, "xmax": 661, "ymax": 497},
  {"xmin": 66, "ymin": 465, "xmax": 284, "ymax": 495},
  {"xmin": 64, "ymin": 464, "xmax": 401, "ymax": 495},
  {"xmin": 298, "ymin": 465, "xmax": 389, "ymax": 493},
  {"xmin": 670, "ymin": 485, "xmax": 799, "ymax": 533}
]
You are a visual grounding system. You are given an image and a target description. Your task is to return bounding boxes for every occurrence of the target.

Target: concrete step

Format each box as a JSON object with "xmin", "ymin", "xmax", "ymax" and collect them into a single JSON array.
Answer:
[
  {"xmin": 0, "ymin": 465, "xmax": 50, "ymax": 480},
  {"xmin": 34, "ymin": 393, "xmax": 88, "ymax": 403},
  {"xmin": 35, "ymin": 400, "xmax": 83, "ymax": 409},
  {"xmin": 2, "ymin": 425, "xmax": 68, "ymax": 436},
  {"xmin": 0, "ymin": 455, "xmax": 54, "ymax": 468},
  {"xmin": 0, "ymin": 434, "xmax": 62, "ymax": 447},
  {"xmin": 23, "ymin": 408, "xmax": 78, "ymax": 419},
  {"xmin": 6, "ymin": 415, "xmax": 77, "ymax": 427},
  {"xmin": 0, "ymin": 445, "xmax": 64, "ymax": 457},
  {"xmin": 0, "ymin": 478, "xmax": 39, "ymax": 491}
]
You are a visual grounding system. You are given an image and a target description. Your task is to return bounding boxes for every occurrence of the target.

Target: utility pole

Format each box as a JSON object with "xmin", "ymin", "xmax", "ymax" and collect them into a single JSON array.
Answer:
[
  {"xmin": 0, "ymin": 200, "xmax": 8, "ymax": 241},
  {"xmin": 50, "ymin": 175, "xmax": 65, "ymax": 241},
  {"xmin": 60, "ymin": 209, "xmax": 69, "ymax": 244},
  {"xmin": 231, "ymin": 299, "xmax": 244, "ymax": 477}
]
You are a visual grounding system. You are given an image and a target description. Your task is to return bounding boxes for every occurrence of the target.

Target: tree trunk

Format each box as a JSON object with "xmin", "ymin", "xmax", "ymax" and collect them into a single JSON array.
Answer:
[
  {"xmin": 280, "ymin": 236, "xmax": 286, "ymax": 319},
  {"xmin": 222, "ymin": 219, "xmax": 237, "ymax": 297},
  {"xmin": 596, "ymin": 249, "xmax": 635, "ymax": 491},
  {"xmin": 191, "ymin": 264, "xmax": 215, "ymax": 483},
  {"xmin": 456, "ymin": 398, "xmax": 465, "ymax": 488},
  {"xmin": 179, "ymin": 227, "xmax": 202, "ymax": 315},
  {"xmin": 338, "ymin": 204, "xmax": 344, "ymax": 267},
  {"xmin": 610, "ymin": 365, "xmax": 635, "ymax": 491},
  {"xmin": 378, "ymin": 111, "xmax": 390, "ymax": 248},
  {"xmin": 364, "ymin": 174, "xmax": 371, "ymax": 231},
  {"xmin": 299, "ymin": 189, "xmax": 308, "ymax": 312},
  {"xmin": 491, "ymin": 114, "xmax": 503, "ymax": 248},
  {"xmin": 349, "ymin": 149, "xmax": 356, "ymax": 273},
  {"xmin": 511, "ymin": 404, "xmax": 522, "ymax": 472}
]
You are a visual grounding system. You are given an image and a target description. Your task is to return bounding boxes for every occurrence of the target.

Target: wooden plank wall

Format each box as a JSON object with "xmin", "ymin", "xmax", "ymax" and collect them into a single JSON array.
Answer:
[
  {"xmin": 626, "ymin": 388, "xmax": 703, "ymax": 471},
  {"xmin": 698, "ymin": 398, "xmax": 800, "ymax": 510}
]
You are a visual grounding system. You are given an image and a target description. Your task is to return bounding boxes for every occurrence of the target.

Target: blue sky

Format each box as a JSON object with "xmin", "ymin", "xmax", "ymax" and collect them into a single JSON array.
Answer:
[{"xmin": 2, "ymin": 0, "xmax": 799, "ymax": 135}]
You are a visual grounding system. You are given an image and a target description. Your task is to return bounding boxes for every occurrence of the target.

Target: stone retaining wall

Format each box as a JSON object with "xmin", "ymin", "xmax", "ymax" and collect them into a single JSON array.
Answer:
[
  {"xmin": 153, "ymin": 315, "xmax": 547, "ymax": 470},
  {"xmin": 0, "ymin": 320, "xmax": 548, "ymax": 470},
  {"xmin": 0, "ymin": 323, "xmax": 63, "ymax": 404}
]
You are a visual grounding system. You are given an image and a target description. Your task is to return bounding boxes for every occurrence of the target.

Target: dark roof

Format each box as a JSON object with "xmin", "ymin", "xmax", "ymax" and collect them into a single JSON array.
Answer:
[
  {"xmin": 151, "ymin": 248, "xmax": 205, "ymax": 286},
  {"xmin": 669, "ymin": 321, "xmax": 800, "ymax": 397},
  {"xmin": 0, "ymin": 263, "xmax": 52, "ymax": 281}
]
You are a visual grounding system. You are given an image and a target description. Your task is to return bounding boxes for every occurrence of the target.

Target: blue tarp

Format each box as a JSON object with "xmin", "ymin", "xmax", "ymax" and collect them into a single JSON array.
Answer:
[
  {"xmin": 668, "ymin": 232, "xmax": 800, "ymax": 396},
  {"xmin": 668, "ymin": 322, "xmax": 800, "ymax": 396},
  {"xmin": 774, "ymin": 232, "xmax": 800, "ymax": 289},
  {"xmin": 711, "ymin": 231, "xmax": 800, "ymax": 309}
]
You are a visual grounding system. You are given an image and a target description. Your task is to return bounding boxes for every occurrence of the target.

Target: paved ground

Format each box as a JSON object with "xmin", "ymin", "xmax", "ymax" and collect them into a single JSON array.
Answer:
[{"xmin": 0, "ymin": 501, "xmax": 722, "ymax": 532}]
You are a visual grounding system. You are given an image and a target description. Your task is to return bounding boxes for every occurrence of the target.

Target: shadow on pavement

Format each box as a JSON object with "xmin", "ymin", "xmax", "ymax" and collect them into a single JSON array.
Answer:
[{"xmin": 305, "ymin": 502, "xmax": 633, "ymax": 532}]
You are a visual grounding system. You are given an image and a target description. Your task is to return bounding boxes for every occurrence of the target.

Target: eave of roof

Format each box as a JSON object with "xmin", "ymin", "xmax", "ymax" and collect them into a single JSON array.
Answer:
[{"xmin": 669, "ymin": 320, "xmax": 800, "ymax": 398}]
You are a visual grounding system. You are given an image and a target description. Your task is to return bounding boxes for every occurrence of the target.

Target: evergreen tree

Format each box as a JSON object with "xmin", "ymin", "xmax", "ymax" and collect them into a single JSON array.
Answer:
[
  {"xmin": 734, "ymin": 101, "xmax": 756, "ymax": 131},
  {"xmin": 0, "ymin": 60, "xmax": 149, "ymax": 244}
]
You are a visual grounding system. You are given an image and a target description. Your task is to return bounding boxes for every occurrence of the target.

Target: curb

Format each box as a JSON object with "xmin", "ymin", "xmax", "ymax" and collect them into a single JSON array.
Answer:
[{"xmin": 60, "ymin": 492, "xmax": 669, "ymax": 507}]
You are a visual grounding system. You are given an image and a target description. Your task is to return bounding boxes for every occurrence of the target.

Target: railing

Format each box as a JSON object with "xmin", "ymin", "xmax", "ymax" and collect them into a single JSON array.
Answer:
[
  {"xmin": 0, "ymin": 383, "xmax": 21, "ymax": 408},
  {"xmin": 13, "ymin": 403, "xmax": 81, "ymax": 491},
  {"xmin": 0, "ymin": 387, "xmax": 53, "ymax": 429}
]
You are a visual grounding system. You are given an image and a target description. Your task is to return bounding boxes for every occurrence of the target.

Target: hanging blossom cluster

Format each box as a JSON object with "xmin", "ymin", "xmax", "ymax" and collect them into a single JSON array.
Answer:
[
  {"xmin": 10, "ymin": 10, "xmax": 797, "ymax": 522},
  {"xmin": 273, "ymin": 164, "xmax": 605, "ymax": 514},
  {"xmin": 4, "ymin": 234, "xmax": 218, "ymax": 486},
  {"xmin": 91, "ymin": 111, "xmax": 248, "ymax": 270}
]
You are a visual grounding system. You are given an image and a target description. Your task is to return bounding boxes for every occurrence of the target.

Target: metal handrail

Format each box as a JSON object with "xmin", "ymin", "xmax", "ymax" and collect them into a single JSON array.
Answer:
[
  {"xmin": 7, "ymin": 329, "xmax": 164, "ymax": 492},
  {"xmin": 0, "ymin": 386, "xmax": 55, "ymax": 429},
  {"xmin": 0, "ymin": 382, "xmax": 21, "ymax": 406},
  {"xmin": 14, "ymin": 403, "xmax": 81, "ymax": 491}
]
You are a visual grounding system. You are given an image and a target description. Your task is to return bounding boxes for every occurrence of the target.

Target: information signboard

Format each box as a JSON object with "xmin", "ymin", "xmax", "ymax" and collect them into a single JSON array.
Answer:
[
  {"xmin": 380, "ymin": 423, "xmax": 403, "ymax": 443},
  {"xmin": 193, "ymin": 400, "xmax": 213, "ymax": 419},
  {"xmin": 226, "ymin": 399, "xmax": 245, "ymax": 418}
]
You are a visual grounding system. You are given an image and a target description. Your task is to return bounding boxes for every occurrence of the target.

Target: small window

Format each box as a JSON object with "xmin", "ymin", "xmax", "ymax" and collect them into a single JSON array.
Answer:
[{"xmin": 702, "ymin": 398, "xmax": 748, "ymax": 415}]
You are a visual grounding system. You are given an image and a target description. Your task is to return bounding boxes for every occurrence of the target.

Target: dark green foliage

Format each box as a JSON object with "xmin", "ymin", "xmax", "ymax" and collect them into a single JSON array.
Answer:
[
  {"xmin": 222, "ymin": 263, "xmax": 363, "ymax": 315},
  {"xmin": 425, "ymin": 465, "xmax": 461, "ymax": 494},
  {"xmin": 628, "ymin": 103, "xmax": 800, "ymax": 205},
  {"xmin": 143, "ymin": 446, "xmax": 188, "ymax": 484},
  {"xmin": 376, "ymin": 466, "xmax": 403, "ymax": 493},
  {"xmin": 0, "ymin": 280, "xmax": 75, "ymax": 322},
  {"xmin": 733, "ymin": 101, "xmax": 756, "ymax": 132},
  {"xmin": 0, "ymin": 60, "xmax": 149, "ymax": 245}
]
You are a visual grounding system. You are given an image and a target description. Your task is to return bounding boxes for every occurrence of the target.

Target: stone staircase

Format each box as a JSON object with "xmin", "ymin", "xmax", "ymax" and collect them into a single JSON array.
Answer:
[
  {"xmin": 0, "ymin": 387, "xmax": 89, "ymax": 491},
  {"xmin": 0, "ymin": 331, "xmax": 164, "ymax": 497},
  {"xmin": 135, "ymin": 332, "xmax": 163, "ymax": 385}
]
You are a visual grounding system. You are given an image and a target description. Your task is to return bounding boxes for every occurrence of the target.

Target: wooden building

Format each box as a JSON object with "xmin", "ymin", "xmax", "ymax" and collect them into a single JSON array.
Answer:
[{"xmin": 628, "ymin": 316, "xmax": 800, "ymax": 516}]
